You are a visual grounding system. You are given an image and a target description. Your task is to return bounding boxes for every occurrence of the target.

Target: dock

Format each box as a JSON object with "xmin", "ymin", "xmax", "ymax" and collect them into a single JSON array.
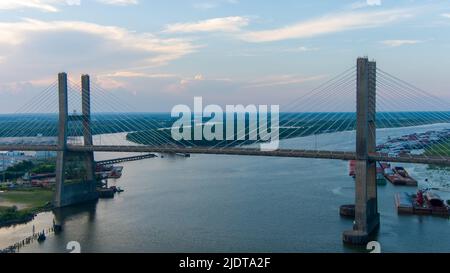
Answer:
[
  {"xmin": 96, "ymin": 153, "xmax": 157, "ymax": 166},
  {"xmin": 0, "ymin": 225, "xmax": 55, "ymax": 253}
]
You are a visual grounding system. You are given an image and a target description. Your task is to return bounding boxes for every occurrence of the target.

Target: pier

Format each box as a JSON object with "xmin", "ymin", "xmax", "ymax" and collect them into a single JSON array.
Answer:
[{"xmin": 96, "ymin": 153, "xmax": 157, "ymax": 166}]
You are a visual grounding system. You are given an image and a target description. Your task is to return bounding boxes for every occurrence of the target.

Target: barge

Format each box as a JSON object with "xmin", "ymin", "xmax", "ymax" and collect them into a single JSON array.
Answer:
[
  {"xmin": 395, "ymin": 191, "xmax": 450, "ymax": 217},
  {"xmin": 385, "ymin": 166, "xmax": 418, "ymax": 186}
]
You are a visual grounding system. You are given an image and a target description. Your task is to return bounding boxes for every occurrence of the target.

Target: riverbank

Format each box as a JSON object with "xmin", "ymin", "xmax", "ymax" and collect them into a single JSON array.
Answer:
[{"xmin": 0, "ymin": 189, "xmax": 53, "ymax": 228}]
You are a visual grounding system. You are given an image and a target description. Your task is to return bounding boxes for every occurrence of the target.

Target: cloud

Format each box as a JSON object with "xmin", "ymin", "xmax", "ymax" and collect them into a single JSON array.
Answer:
[
  {"xmin": 101, "ymin": 71, "xmax": 177, "ymax": 79},
  {"xmin": 96, "ymin": 0, "xmax": 138, "ymax": 5},
  {"xmin": 164, "ymin": 16, "xmax": 249, "ymax": 33},
  {"xmin": 0, "ymin": 0, "xmax": 136, "ymax": 12},
  {"xmin": 96, "ymin": 71, "xmax": 232, "ymax": 95},
  {"xmin": 0, "ymin": 18, "xmax": 199, "ymax": 89},
  {"xmin": 244, "ymin": 75, "xmax": 325, "ymax": 89},
  {"xmin": 193, "ymin": 2, "xmax": 217, "ymax": 10},
  {"xmin": 241, "ymin": 9, "xmax": 413, "ymax": 43},
  {"xmin": 193, "ymin": 0, "xmax": 238, "ymax": 10},
  {"xmin": 178, "ymin": 74, "xmax": 227, "ymax": 86},
  {"xmin": 350, "ymin": 0, "xmax": 381, "ymax": 9},
  {"xmin": 194, "ymin": 74, "xmax": 204, "ymax": 81},
  {"xmin": 285, "ymin": 46, "xmax": 319, "ymax": 52},
  {"xmin": 0, "ymin": 18, "xmax": 197, "ymax": 63},
  {"xmin": 381, "ymin": 39, "xmax": 422, "ymax": 47},
  {"xmin": 442, "ymin": 13, "xmax": 450, "ymax": 19},
  {"xmin": 367, "ymin": 0, "xmax": 381, "ymax": 6},
  {"xmin": 0, "ymin": 0, "xmax": 80, "ymax": 12}
]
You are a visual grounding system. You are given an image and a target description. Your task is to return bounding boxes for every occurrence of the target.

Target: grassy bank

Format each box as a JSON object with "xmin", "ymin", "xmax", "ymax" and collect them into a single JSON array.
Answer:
[
  {"xmin": 0, "ymin": 188, "xmax": 53, "ymax": 227},
  {"xmin": 424, "ymin": 139, "xmax": 450, "ymax": 170},
  {"xmin": 424, "ymin": 138, "xmax": 450, "ymax": 157}
]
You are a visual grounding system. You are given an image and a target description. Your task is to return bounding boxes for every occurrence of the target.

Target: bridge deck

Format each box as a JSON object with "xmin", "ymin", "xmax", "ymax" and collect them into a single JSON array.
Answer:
[{"xmin": 1, "ymin": 144, "xmax": 450, "ymax": 166}]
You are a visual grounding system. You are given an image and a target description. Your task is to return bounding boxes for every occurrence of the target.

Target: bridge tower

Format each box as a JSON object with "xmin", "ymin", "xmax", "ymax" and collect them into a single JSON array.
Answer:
[
  {"xmin": 54, "ymin": 73, "xmax": 98, "ymax": 208},
  {"xmin": 343, "ymin": 57, "xmax": 380, "ymax": 245}
]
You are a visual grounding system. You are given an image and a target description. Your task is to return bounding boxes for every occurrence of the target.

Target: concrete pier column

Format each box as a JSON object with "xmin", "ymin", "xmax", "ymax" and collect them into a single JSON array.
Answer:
[
  {"xmin": 366, "ymin": 61, "xmax": 379, "ymax": 228},
  {"xmin": 82, "ymin": 75, "xmax": 92, "ymax": 146},
  {"xmin": 343, "ymin": 57, "xmax": 380, "ymax": 245},
  {"xmin": 82, "ymin": 75, "xmax": 95, "ymax": 181},
  {"xmin": 54, "ymin": 73, "xmax": 69, "ymax": 208},
  {"xmin": 53, "ymin": 73, "xmax": 99, "ymax": 208}
]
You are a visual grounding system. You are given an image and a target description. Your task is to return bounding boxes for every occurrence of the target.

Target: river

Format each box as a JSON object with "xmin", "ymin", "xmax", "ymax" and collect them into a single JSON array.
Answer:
[{"xmin": 1, "ymin": 124, "xmax": 450, "ymax": 253}]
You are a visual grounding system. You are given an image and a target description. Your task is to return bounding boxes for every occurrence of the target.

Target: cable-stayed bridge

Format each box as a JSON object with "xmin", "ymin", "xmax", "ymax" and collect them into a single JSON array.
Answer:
[{"xmin": 1, "ymin": 57, "xmax": 450, "ymax": 245}]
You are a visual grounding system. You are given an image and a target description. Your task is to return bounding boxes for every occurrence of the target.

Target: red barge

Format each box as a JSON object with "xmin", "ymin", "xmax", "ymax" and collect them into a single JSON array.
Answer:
[{"xmin": 395, "ymin": 190, "xmax": 450, "ymax": 217}]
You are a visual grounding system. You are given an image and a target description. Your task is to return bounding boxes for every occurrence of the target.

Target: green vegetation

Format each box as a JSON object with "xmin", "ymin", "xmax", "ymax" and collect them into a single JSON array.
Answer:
[
  {"xmin": 63, "ymin": 153, "xmax": 88, "ymax": 183},
  {"xmin": 2, "ymin": 160, "xmax": 34, "ymax": 181},
  {"xmin": 0, "ymin": 188, "xmax": 53, "ymax": 227},
  {"xmin": 424, "ymin": 138, "xmax": 450, "ymax": 157},
  {"xmin": 0, "ymin": 113, "xmax": 169, "ymax": 138},
  {"xmin": 1, "ymin": 160, "xmax": 56, "ymax": 182},
  {"xmin": 0, "ymin": 206, "xmax": 33, "ymax": 225},
  {"xmin": 424, "ymin": 139, "xmax": 450, "ymax": 170},
  {"xmin": 0, "ymin": 158, "xmax": 57, "ymax": 226},
  {"xmin": 31, "ymin": 163, "xmax": 56, "ymax": 174},
  {"xmin": 128, "ymin": 112, "xmax": 450, "ymax": 147},
  {"xmin": 0, "ymin": 189, "xmax": 53, "ymax": 208}
]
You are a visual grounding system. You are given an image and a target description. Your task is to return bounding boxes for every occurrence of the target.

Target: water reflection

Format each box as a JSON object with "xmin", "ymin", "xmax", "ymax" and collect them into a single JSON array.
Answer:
[{"xmin": 53, "ymin": 201, "xmax": 98, "ymax": 230}]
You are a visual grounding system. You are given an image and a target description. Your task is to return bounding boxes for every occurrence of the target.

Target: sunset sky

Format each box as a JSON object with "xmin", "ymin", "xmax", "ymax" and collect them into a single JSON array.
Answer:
[{"xmin": 1, "ymin": 0, "xmax": 450, "ymax": 112}]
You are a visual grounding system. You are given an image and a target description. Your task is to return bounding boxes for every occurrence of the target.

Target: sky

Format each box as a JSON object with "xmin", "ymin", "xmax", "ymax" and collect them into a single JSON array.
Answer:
[{"xmin": 0, "ymin": 0, "xmax": 450, "ymax": 113}]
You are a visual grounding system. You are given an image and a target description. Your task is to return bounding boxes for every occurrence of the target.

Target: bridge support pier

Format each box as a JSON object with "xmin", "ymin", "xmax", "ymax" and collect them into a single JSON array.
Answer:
[
  {"xmin": 343, "ymin": 57, "xmax": 379, "ymax": 245},
  {"xmin": 81, "ymin": 75, "xmax": 96, "ymax": 183},
  {"xmin": 54, "ymin": 73, "xmax": 68, "ymax": 208},
  {"xmin": 53, "ymin": 73, "xmax": 98, "ymax": 208}
]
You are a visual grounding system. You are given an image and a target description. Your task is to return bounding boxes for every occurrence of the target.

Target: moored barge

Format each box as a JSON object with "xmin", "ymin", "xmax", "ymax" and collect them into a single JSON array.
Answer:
[
  {"xmin": 395, "ymin": 190, "xmax": 450, "ymax": 217},
  {"xmin": 385, "ymin": 166, "xmax": 418, "ymax": 186}
]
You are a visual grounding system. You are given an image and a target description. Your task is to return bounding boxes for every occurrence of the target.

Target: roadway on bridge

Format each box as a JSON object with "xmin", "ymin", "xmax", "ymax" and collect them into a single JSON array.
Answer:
[{"xmin": 1, "ymin": 144, "xmax": 449, "ymax": 166}]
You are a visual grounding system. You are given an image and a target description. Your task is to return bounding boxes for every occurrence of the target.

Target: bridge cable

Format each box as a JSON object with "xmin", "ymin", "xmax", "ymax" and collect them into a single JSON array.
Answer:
[{"xmin": 211, "ymin": 68, "xmax": 356, "ymax": 150}]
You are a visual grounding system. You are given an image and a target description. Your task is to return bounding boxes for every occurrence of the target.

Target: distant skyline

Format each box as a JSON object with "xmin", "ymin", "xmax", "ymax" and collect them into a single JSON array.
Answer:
[{"xmin": 1, "ymin": 0, "xmax": 450, "ymax": 112}]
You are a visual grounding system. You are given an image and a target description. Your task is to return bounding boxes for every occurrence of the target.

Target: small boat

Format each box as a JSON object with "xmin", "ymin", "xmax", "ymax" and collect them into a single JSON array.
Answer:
[{"xmin": 116, "ymin": 187, "xmax": 124, "ymax": 193}]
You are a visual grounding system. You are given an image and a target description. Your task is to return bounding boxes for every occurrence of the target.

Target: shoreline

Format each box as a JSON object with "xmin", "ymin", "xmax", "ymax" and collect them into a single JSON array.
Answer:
[
  {"xmin": 0, "ymin": 204, "xmax": 53, "ymax": 229},
  {"xmin": 0, "ymin": 189, "xmax": 54, "ymax": 228}
]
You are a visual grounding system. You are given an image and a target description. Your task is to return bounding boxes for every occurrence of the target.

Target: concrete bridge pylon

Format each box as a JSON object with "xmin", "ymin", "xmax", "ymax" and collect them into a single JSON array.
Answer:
[
  {"xmin": 53, "ymin": 73, "xmax": 98, "ymax": 208},
  {"xmin": 343, "ymin": 57, "xmax": 380, "ymax": 245}
]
